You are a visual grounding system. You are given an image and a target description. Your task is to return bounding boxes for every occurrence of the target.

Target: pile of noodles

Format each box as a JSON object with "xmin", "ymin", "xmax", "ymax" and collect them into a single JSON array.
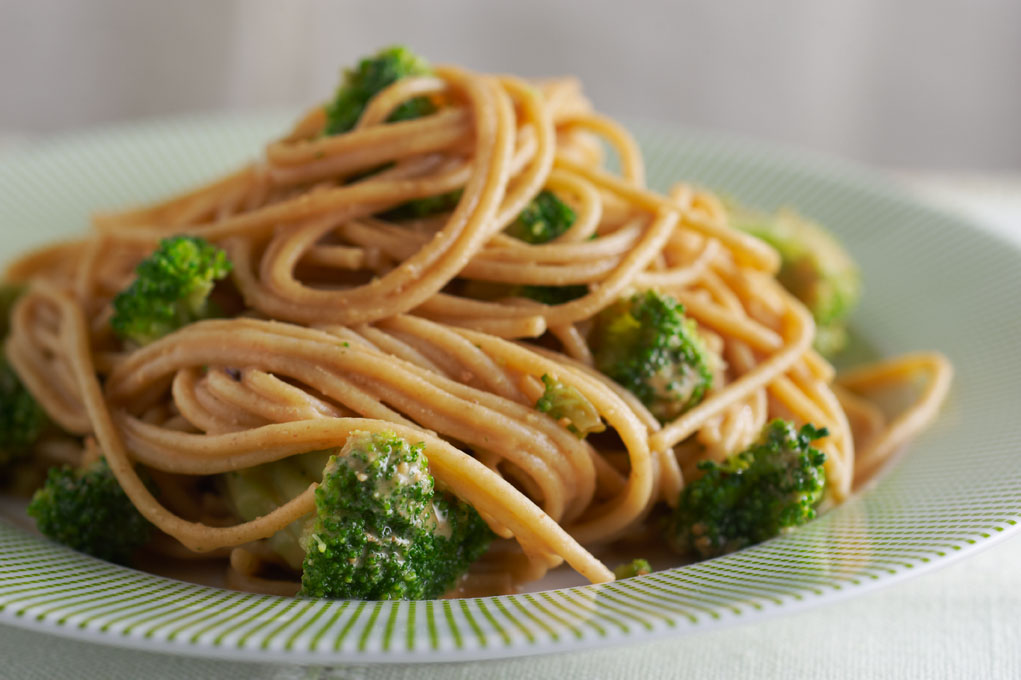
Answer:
[{"xmin": 3, "ymin": 64, "xmax": 952, "ymax": 595}]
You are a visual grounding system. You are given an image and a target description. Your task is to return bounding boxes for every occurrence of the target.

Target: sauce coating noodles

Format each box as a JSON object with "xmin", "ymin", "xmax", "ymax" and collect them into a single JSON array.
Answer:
[{"xmin": 3, "ymin": 64, "xmax": 951, "ymax": 594}]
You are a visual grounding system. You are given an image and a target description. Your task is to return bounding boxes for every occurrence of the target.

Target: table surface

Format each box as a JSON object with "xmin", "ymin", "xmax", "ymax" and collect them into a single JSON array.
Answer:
[{"xmin": 1, "ymin": 159, "xmax": 1019, "ymax": 679}]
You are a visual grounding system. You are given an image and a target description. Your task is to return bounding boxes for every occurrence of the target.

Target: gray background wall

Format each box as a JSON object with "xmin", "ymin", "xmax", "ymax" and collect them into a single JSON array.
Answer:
[{"xmin": 1, "ymin": 0, "xmax": 1018, "ymax": 170}]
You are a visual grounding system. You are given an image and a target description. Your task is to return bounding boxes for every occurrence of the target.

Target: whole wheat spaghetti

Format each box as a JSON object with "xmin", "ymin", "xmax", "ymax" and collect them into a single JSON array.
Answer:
[{"xmin": 2, "ymin": 54, "xmax": 952, "ymax": 596}]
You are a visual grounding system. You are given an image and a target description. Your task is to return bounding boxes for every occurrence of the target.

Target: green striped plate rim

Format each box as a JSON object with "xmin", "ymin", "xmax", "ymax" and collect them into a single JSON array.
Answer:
[{"xmin": 1, "ymin": 113, "xmax": 1018, "ymax": 664}]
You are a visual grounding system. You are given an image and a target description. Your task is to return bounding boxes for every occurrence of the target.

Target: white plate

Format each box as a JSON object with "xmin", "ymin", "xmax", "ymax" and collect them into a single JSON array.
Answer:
[{"xmin": 1, "ymin": 114, "xmax": 1018, "ymax": 664}]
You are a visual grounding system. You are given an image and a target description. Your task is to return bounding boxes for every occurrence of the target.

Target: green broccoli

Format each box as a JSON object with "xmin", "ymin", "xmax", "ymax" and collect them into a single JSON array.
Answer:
[
  {"xmin": 505, "ymin": 190, "xmax": 577, "ymax": 244},
  {"xmin": 389, "ymin": 187, "xmax": 577, "ymax": 243},
  {"xmin": 303, "ymin": 431, "xmax": 492, "ymax": 599},
  {"xmin": 384, "ymin": 184, "xmax": 585, "ymax": 305},
  {"xmin": 728, "ymin": 204, "xmax": 861, "ymax": 356},
  {"xmin": 224, "ymin": 431, "xmax": 492, "ymax": 600},
  {"xmin": 110, "ymin": 235, "xmax": 232, "ymax": 346},
  {"xmin": 223, "ymin": 450, "xmax": 333, "ymax": 571},
  {"xmin": 0, "ymin": 358, "xmax": 48, "ymax": 468},
  {"xmin": 325, "ymin": 46, "xmax": 451, "ymax": 217},
  {"xmin": 324, "ymin": 46, "xmax": 435, "ymax": 136},
  {"xmin": 518, "ymin": 284, "xmax": 588, "ymax": 306},
  {"xmin": 397, "ymin": 189, "xmax": 584, "ymax": 305},
  {"xmin": 0, "ymin": 283, "xmax": 48, "ymax": 469},
  {"xmin": 27, "ymin": 459, "xmax": 153, "ymax": 565},
  {"xmin": 667, "ymin": 420, "xmax": 828, "ymax": 560},
  {"xmin": 535, "ymin": 373, "xmax": 605, "ymax": 438},
  {"xmin": 506, "ymin": 190, "xmax": 587, "ymax": 304},
  {"xmin": 381, "ymin": 189, "xmax": 463, "ymax": 222},
  {"xmin": 591, "ymin": 291, "xmax": 714, "ymax": 423},
  {"xmin": 612, "ymin": 558, "xmax": 652, "ymax": 580}
]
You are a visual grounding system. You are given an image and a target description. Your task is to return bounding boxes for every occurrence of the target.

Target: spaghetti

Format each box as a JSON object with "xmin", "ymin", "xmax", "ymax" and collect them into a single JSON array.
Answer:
[{"xmin": 2, "ymin": 57, "xmax": 952, "ymax": 595}]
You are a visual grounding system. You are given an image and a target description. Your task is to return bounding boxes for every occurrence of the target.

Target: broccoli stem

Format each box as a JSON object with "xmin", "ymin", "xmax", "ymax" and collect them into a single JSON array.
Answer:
[{"xmin": 535, "ymin": 373, "xmax": 605, "ymax": 438}]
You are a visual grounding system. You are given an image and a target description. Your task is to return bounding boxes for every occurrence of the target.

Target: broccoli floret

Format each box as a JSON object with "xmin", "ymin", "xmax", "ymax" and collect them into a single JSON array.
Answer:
[
  {"xmin": 518, "ymin": 284, "xmax": 588, "ymax": 306},
  {"xmin": 391, "ymin": 187, "xmax": 577, "ymax": 244},
  {"xmin": 224, "ymin": 432, "xmax": 492, "ymax": 600},
  {"xmin": 0, "ymin": 284, "xmax": 47, "ymax": 469},
  {"xmin": 0, "ymin": 358, "xmax": 48, "ymax": 468},
  {"xmin": 505, "ymin": 190, "xmax": 587, "ymax": 304},
  {"xmin": 382, "ymin": 189, "xmax": 463, "ymax": 222},
  {"xmin": 408, "ymin": 190, "xmax": 584, "ymax": 305},
  {"xmin": 729, "ymin": 205, "xmax": 861, "ymax": 356},
  {"xmin": 110, "ymin": 236, "xmax": 232, "ymax": 346},
  {"xmin": 667, "ymin": 420, "xmax": 827, "ymax": 559},
  {"xmin": 27, "ymin": 459, "xmax": 153, "ymax": 565},
  {"xmin": 301, "ymin": 431, "xmax": 492, "ymax": 599},
  {"xmin": 324, "ymin": 46, "xmax": 435, "ymax": 136},
  {"xmin": 591, "ymin": 291, "xmax": 714, "ymax": 423},
  {"xmin": 612, "ymin": 558, "xmax": 652, "ymax": 579},
  {"xmin": 325, "ymin": 46, "xmax": 446, "ymax": 217},
  {"xmin": 391, "ymin": 189, "xmax": 584, "ymax": 305},
  {"xmin": 505, "ymin": 190, "xmax": 576, "ymax": 244},
  {"xmin": 535, "ymin": 373, "xmax": 605, "ymax": 438}
]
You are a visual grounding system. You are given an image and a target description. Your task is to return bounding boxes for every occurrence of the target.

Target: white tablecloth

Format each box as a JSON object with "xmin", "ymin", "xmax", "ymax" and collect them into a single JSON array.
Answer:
[{"xmin": 1, "ymin": 169, "xmax": 1019, "ymax": 680}]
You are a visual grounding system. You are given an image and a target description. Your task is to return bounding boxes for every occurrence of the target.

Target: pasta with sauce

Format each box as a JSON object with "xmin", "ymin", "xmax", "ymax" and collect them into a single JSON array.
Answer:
[{"xmin": 0, "ymin": 47, "xmax": 952, "ymax": 599}]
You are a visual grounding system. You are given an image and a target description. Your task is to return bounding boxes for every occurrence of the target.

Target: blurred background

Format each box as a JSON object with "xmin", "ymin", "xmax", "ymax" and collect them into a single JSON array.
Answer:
[{"xmin": 0, "ymin": 0, "xmax": 1019, "ymax": 170}]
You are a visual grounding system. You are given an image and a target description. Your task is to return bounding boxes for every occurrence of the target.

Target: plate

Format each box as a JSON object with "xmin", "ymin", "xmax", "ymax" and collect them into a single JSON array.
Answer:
[{"xmin": 1, "ymin": 114, "xmax": 1019, "ymax": 664}]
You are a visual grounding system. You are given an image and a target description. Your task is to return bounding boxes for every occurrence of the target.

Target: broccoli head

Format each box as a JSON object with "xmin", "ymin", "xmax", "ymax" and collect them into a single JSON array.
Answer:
[
  {"xmin": 110, "ymin": 235, "xmax": 232, "ymax": 346},
  {"xmin": 27, "ymin": 459, "xmax": 153, "ymax": 565},
  {"xmin": 325, "ymin": 46, "xmax": 448, "ymax": 216},
  {"xmin": 591, "ymin": 291, "xmax": 714, "ymax": 423},
  {"xmin": 300, "ymin": 431, "xmax": 492, "ymax": 599},
  {"xmin": 0, "ymin": 358, "xmax": 48, "ymax": 468},
  {"xmin": 506, "ymin": 190, "xmax": 588, "ymax": 304},
  {"xmin": 612, "ymin": 558, "xmax": 652, "ymax": 580},
  {"xmin": 324, "ymin": 46, "xmax": 435, "ymax": 136},
  {"xmin": 535, "ymin": 373, "xmax": 605, "ymax": 438},
  {"xmin": 505, "ymin": 190, "xmax": 577, "ymax": 244},
  {"xmin": 729, "ymin": 205, "xmax": 861, "ymax": 356},
  {"xmin": 0, "ymin": 284, "xmax": 47, "ymax": 468},
  {"xmin": 381, "ymin": 189, "xmax": 462, "ymax": 222},
  {"xmin": 420, "ymin": 190, "xmax": 585, "ymax": 306},
  {"xmin": 390, "ymin": 187, "xmax": 577, "ymax": 244},
  {"xmin": 667, "ymin": 420, "xmax": 828, "ymax": 559},
  {"xmin": 224, "ymin": 432, "xmax": 492, "ymax": 600},
  {"xmin": 386, "ymin": 186, "xmax": 585, "ymax": 306}
]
